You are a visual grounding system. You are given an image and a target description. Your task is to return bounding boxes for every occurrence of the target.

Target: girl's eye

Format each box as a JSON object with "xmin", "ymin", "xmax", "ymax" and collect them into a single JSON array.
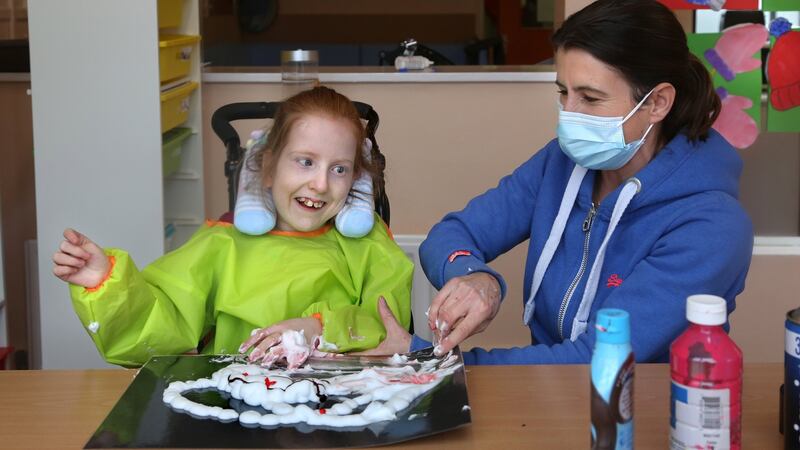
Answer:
[
  {"xmin": 332, "ymin": 166, "xmax": 347, "ymax": 175},
  {"xmin": 557, "ymin": 89, "xmax": 567, "ymax": 96},
  {"xmin": 298, "ymin": 158, "xmax": 313, "ymax": 167}
]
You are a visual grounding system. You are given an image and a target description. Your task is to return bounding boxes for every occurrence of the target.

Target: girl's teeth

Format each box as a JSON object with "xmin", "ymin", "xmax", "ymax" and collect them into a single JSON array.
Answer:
[{"xmin": 299, "ymin": 198, "xmax": 324, "ymax": 209}]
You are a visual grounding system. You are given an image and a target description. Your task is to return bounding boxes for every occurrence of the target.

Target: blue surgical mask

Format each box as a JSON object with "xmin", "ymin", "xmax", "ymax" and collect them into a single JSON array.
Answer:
[{"xmin": 557, "ymin": 89, "xmax": 655, "ymax": 170}]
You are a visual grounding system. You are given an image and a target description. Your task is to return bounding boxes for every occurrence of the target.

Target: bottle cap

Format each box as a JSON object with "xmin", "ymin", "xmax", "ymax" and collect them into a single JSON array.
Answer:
[
  {"xmin": 686, "ymin": 294, "xmax": 727, "ymax": 326},
  {"xmin": 281, "ymin": 49, "xmax": 319, "ymax": 64},
  {"xmin": 595, "ymin": 308, "xmax": 630, "ymax": 344}
]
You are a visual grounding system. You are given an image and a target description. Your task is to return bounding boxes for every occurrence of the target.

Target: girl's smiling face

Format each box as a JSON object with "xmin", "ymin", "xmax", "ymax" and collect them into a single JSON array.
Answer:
[{"xmin": 265, "ymin": 114, "xmax": 358, "ymax": 232}]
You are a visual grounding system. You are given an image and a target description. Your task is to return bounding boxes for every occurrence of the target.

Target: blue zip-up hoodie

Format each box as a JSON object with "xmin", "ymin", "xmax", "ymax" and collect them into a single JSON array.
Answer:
[{"xmin": 419, "ymin": 129, "xmax": 753, "ymax": 365}]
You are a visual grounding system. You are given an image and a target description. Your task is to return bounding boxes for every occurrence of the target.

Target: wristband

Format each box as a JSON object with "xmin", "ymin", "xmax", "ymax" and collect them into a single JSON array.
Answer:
[{"xmin": 85, "ymin": 255, "xmax": 116, "ymax": 293}]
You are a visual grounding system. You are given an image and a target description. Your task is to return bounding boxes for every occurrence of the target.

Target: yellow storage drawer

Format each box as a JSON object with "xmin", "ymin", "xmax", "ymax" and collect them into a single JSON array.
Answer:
[
  {"xmin": 157, "ymin": 0, "xmax": 184, "ymax": 29},
  {"xmin": 160, "ymin": 81, "xmax": 198, "ymax": 133},
  {"xmin": 159, "ymin": 34, "xmax": 201, "ymax": 84}
]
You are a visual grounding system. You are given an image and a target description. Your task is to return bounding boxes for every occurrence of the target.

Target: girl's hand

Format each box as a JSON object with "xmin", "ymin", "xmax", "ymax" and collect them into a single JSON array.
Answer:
[
  {"xmin": 52, "ymin": 228, "xmax": 110, "ymax": 288},
  {"xmin": 350, "ymin": 297, "xmax": 411, "ymax": 356},
  {"xmin": 426, "ymin": 272, "xmax": 501, "ymax": 355},
  {"xmin": 239, "ymin": 317, "xmax": 323, "ymax": 368}
]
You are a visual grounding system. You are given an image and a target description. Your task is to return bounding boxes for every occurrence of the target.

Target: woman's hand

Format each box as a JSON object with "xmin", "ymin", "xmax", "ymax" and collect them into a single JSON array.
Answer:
[
  {"xmin": 350, "ymin": 297, "xmax": 411, "ymax": 356},
  {"xmin": 427, "ymin": 272, "xmax": 501, "ymax": 355},
  {"xmin": 239, "ymin": 317, "xmax": 323, "ymax": 368},
  {"xmin": 52, "ymin": 228, "xmax": 110, "ymax": 288}
]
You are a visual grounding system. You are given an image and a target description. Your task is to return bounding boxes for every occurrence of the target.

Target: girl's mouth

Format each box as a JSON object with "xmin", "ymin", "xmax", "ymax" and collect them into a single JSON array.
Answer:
[{"xmin": 296, "ymin": 197, "xmax": 325, "ymax": 209}]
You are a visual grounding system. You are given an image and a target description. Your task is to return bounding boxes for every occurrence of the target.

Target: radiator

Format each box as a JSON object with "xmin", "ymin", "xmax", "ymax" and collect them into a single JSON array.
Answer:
[{"xmin": 395, "ymin": 235, "xmax": 435, "ymax": 341}]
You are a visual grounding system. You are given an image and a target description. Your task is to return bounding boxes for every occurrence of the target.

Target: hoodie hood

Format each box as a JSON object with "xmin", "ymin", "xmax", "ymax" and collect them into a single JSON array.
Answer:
[{"xmin": 590, "ymin": 129, "xmax": 742, "ymax": 218}]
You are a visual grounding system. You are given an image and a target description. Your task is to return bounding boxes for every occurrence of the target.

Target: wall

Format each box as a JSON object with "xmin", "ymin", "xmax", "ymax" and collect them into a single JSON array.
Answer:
[
  {"xmin": 0, "ymin": 195, "xmax": 5, "ymax": 348},
  {"xmin": 202, "ymin": 80, "xmax": 800, "ymax": 361},
  {"xmin": 29, "ymin": 0, "xmax": 164, "ymax": 369}
]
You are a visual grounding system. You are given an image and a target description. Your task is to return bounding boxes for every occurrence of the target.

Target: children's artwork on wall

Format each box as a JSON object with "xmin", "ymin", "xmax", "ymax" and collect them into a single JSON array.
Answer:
[
  {"xmin": 688, "ymin": 23, "xmax": 767, "ymax": 148},
  {"xmin": 762, "ymin": 0, "xmax": 800, "ymax": 11},
  {"xmin": 766, "ymin": 18, "xmax": 800, "ymax": 131},
  {"xmin": 714, "ymin": 87, "xmax": 759, "ymax": 148},
  {"xmin": 658, "ymin": 0, "xmax": 758, "ymax": 10},
  {"xmin": 703, "ymin": 23, "xmax": 768, "ymax": 81}
]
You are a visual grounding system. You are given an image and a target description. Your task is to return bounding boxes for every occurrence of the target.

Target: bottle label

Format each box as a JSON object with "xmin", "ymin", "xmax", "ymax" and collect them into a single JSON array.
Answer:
[
  {"xmin": 670, "ymin": 420, "xmax": 731, "ymax": 450},
  {"xmin": 591, "ymin": 353, "xmax": 634, "ymax": 450},
  {"xmin": 785, "ymin": 327, "xmax": 800, "ymax": 358},
  {"xmin": 669, "ymin": 382, "xmax": 731, "ymax": 450}
]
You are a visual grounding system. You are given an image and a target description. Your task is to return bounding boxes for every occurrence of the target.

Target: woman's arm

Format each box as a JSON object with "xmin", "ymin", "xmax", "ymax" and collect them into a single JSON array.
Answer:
[
  {"xmin": 421, "ymin": 145, "xmax": 555, "ymax": 353},
  {"xmin": 459, "ymin": 195, "xmax": 754, "ymax": 365}
]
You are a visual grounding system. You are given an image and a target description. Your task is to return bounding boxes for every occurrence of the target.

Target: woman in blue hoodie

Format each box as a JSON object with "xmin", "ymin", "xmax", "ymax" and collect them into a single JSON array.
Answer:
[{"xmin": 397, "ymin": 0, "xmax": 753, "ymax": 365}]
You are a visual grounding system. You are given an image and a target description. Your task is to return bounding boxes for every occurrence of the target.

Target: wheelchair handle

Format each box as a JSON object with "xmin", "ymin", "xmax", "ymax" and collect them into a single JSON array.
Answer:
[{"xmin": 211, "ymin": 102, "xmax": 281, "ymax": 150}]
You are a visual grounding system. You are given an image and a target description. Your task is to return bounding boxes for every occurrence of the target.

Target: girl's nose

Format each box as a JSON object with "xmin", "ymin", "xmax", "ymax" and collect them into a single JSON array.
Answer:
[{"xmin": 308, "ymin": 170, "xmax": 328, "ymax": 193}]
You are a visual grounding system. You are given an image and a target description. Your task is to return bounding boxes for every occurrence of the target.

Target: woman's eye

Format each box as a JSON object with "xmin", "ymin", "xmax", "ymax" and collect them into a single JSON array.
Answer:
[
  {"xmin": 557, "ymin": 89, "xmax": 567, "ymax": 96},
  {"xmin": 583, "ymin": 95, "xmax": 599, "ymax": 103},
  {"xmin": 332, "ymin": 166, "xmax": 347, "ymax": 175},
  {"xmin": 298, "ymin": 158, "xmax": 312, "ymax": 167}
]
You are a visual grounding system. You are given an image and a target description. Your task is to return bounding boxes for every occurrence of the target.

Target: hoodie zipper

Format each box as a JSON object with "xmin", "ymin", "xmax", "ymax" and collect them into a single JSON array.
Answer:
[{"xmin": 557, "ymin": 202, "xmax": 596, "ymax": 340}]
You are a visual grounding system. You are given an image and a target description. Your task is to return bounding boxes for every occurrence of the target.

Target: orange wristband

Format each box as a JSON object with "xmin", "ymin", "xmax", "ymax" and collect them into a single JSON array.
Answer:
[{"xmin": 85, "ymin": 255, "xmax": 116, "ymax": 293}]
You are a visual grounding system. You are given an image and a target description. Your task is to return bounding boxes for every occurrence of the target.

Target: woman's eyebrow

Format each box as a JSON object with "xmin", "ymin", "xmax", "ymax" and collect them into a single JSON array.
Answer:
[{"xmin": 555, "ymin": 81, "xmax": 609, "ymax": 97}]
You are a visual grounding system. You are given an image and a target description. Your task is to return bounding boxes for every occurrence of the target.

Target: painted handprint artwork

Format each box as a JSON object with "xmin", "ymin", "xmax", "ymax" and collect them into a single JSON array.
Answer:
[
  {"xmin": 688, "ymin": 22, "xmax": 767, "ymax": 147},
  {"xmin": 704, "ymin": 23, "xmax": 768, "ymax": 82},
  {"xmin": 713, "ymin": 87, "xmax": 759, "ymax": 149}
]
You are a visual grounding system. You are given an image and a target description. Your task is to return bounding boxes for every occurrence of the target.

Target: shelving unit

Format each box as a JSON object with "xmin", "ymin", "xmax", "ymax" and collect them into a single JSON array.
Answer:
[
  {"xmin": 29, "ymin": 0, "xmax": 203, "ymax": 368},
  {"xmin": 159, "ymin": 0, "xmax": 204, "ymax": 250}
]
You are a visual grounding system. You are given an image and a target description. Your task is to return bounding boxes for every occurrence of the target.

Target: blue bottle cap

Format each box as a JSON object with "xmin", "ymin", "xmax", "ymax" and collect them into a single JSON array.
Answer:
[{"xmin": 595, "ymin": 308, "xmax": 630, "ymax": 344}]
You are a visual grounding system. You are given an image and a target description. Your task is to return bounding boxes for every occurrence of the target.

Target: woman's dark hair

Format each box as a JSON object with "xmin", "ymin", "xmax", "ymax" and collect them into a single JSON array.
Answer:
[{"xmin": 551, "ymin": 0, "xmax": 720, "ymax": 144}]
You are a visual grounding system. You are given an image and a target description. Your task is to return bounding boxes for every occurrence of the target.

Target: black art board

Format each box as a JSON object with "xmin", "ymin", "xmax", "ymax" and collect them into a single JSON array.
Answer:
[{"xmin": 85, "ymin": 347, "xmax": 470, "ymax": 448}]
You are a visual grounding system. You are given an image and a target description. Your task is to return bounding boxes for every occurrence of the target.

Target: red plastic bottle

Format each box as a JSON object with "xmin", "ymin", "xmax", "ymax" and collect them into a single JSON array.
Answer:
[{"xmin": 669, "ymin": 295, "xmax": 742, "ymax": 450}]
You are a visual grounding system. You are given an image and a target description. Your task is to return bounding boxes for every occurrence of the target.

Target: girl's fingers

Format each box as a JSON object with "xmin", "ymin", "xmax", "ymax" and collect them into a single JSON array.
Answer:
[
  {"xmin": 52, "ymin": 265, "xmax": 77, "ymax": 280},
  {"xmin": 240, "ymin": 329, "xmax": 268, "ymax": 353},
  {"xmin": 239, "ymin": 325, "xmax": 278, "ymax": 353},
  {"xmin": 59, "ymin": 239, "xmax": 91, "ymax": 260},
  {"xmin": 248, "ymin": 333, "xmax": 281, "ymax": 363},
  {"xmin": 63, "ymin": 228, "xmax": 87, "ymax": 246},
  {"xmin": 53, "ymin": 251, "xmax": 86, "ymax": 269}
]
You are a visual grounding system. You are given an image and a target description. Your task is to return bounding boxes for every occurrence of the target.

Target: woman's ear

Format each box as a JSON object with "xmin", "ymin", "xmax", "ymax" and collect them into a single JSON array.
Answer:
[{"xmin": 647, "ymin": 82, "xmax": 676, "ymax": 124}]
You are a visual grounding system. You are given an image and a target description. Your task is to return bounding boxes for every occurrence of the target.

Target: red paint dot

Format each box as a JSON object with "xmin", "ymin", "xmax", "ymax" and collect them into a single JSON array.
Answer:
[
  {"xmin": 319, "ymin": 408, "xmax": 327, "ymax": 414},
  {"xmin": 243, "ymin": 372, "xmax": 249, "ymax": 376},
  {"xmin": 264, "ymin": 377, "xmax": 276, "ymax": 389}
]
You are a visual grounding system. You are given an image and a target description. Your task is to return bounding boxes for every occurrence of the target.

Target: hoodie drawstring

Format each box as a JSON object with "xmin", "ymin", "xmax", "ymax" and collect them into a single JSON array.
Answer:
[
  {"xmin": 569, "ymin": 177, "xmax": 640, "ymax": 340},
  {"xmin": 522, "ymin": 165, "xmax": 641, "ymax": 341},
  {"xmin": 523, "ymin": 165, "xmax": 588, "ymax": 325}
]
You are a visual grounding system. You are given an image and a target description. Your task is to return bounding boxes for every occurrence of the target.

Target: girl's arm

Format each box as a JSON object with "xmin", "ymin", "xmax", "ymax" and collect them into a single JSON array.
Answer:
[{"xmin": 69, "ymin": 226, "xmax": 225, "ymax": 366}]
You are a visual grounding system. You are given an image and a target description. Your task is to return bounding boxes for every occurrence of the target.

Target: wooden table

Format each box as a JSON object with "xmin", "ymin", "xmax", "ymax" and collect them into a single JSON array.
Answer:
[{"xmin": 0, "ymin": 363, "xmax": 784, "ymax": 449}]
